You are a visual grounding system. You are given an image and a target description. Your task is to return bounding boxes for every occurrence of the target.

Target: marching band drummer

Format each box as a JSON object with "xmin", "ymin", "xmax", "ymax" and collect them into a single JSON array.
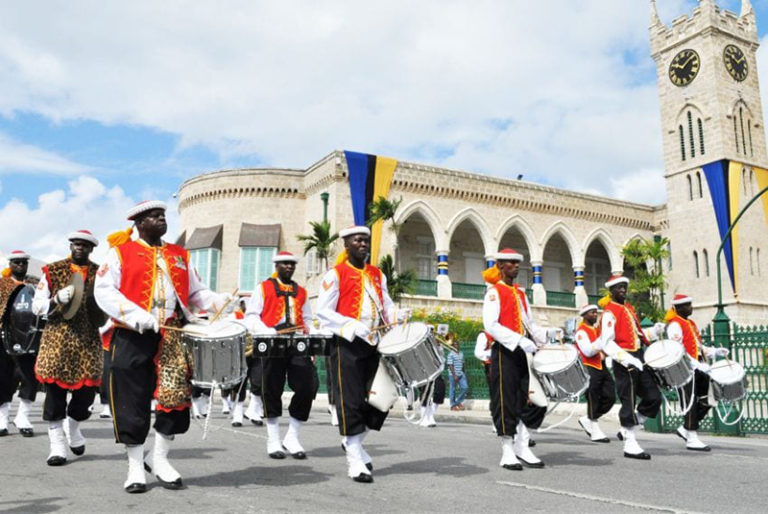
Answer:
[
  {"xmin": 665, "ymin": 294, "xmax": 728, "ymax": 452},
  {"xmin": 0, "ymin": 250, "xmax": 37, "ymax": 438},
  {"xmin": 94, "ymin": 200, "xmax": 235, "ymax": 493},
  {"xmin": 574, "ymin": 304, "xmax": 613, "ymax": 443},
  {"xmin": 481, "ymin": 248, "xmax": 562, "ymax": 471},
  {"xmin": 243, "ymin": 251, "xmax": 317, "ymax": 460},
  {"xmin": 598, "ymin": 275, "xmax": 665, "ymax": 460},
  {"xmin": 32, "ymin": 230, "xmax": 106, "ymax": 466},
  {"xmin": 316, "ymin": 225, "xmax": 408, "ymax": 484}
]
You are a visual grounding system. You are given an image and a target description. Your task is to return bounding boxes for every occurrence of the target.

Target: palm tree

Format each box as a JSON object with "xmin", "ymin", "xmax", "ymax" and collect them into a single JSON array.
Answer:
[
  {"xmin": 297, "ymin": 220, "xmax": 338, "ymax": 271},
  {"xmin": 367, "ymin": 195, "xmax": 403, "ymax": 235},
  {"xmin": 621, "ymin": 236, "xmax": 669, "ymax": 320},
  {"xmin": 379, "ymin": 253, "xmax": 416, "ymax": 302}
]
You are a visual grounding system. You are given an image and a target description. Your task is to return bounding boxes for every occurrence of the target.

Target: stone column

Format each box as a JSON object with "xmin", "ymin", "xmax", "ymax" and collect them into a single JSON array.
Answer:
[
  {"xmin": 436, "ymin": 251, "xmax": 452, "ymax": 299},
  {"xmin": 573, "ymin": 265, "xmax": 588, "ymax": 307},
  {"xmin": 530, "ymin": 260, "xmax": 546, "ymax": 306}
]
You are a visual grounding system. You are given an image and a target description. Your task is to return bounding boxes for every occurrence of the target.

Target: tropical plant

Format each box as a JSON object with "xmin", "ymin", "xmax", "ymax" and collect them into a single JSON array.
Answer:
[
  {"xmin": 296, "ymin": 220, "xmax": 338, "ymax": 271},
  {"xmin": 378, "ymin": 253, "xmax": 416, "ymax": 302},
  {"xmin": 620, "ymin": 236, "xmax": 670, "ymax": 321},
  {"xmin": 367, "ymin": 196, "xmax": 403, "ymax": 235}
]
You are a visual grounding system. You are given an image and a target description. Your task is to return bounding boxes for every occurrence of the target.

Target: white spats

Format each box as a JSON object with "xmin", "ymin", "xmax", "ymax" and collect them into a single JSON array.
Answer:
[
  {"xmin": 590, "ymin": 420, "xmax": 609, "ymax": 442},
  {"xmin": 345, "ymin": 433, "xmax": 371, "ymax": 479},
  {"xmin": 191, "ymin": 396, "xmax": 209, "ymax": 419},
  {"xmin": 66, "ymin": 417, "xmax": 86, "ymax": 453},
  {"xmin": 231, "ymin": 402, "xmax": 244, "ymax": 426},
  {"xmin": 47, "ymin": 421, "xmax": 68, "ymax": 465},
  {"xmin": 148, "ymin": 432, "xmax": 182, "ymax": 486},
  {"xmin": 13, "ymin": 399, "xmax": 33, "ymax": 429},
  {"xmin": 329, "ymin": 404, "xmax": 339, "ymax": 426},
  {"xmin": 513, "ymin": 421, "xmax": 543, "ymax": 467},
  {"xmin": 124, "ymin": 444, "xmax": 146, "ymax": 490},
  {"xmin": 621, "ymin": 426, "xmax": 648, "ymax": 457},
  {"xmin": 419, "ymin": 403, "xmax": 438, "ymax": 427},
  {"xmin": 282, "ymin": 417, "xmax": 305, "ymax": 454},
  {"xmin": 245, "ymin": 394, "xmax": 263, "ymax": 423},
  {"xmin": 500, "ymin": 436, "xmax": 521, "ymax": 468},
  {"xmin": 99, "ymin": 404, "xmax": 112, "ymax": 419},
  {"xmin": 578, "ymin": 416, "xmax": 593, "ymax": 437},
  {"xmin": 266, "ymin": 417, "xmax": 283, "ymax": 455},
  {"xmin": 0, "ymin": 402, "xmax": 9, "ymax": 433},
  {"xmin": 221, "ymin": 397, "xmax": 232, "ymax": 415},
  {"xmin": 685, "ymin": 430, "xmax": 711, "ymax": 451}
]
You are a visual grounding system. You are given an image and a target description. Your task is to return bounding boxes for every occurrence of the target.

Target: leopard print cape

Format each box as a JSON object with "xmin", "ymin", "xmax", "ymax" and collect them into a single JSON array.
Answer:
[
  {"xmin": 154, "ymin": 317, "xmax": 192, "ymax": 411},
  {"xmin": 35, "ymin": 258, "xmax": 103, "ymax": 389}
]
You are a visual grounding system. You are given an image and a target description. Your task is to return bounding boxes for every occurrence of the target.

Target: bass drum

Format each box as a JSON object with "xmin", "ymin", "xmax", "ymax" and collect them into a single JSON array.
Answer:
[{"xmin": 1, "ymin": 284, "xmax": 45, "ymax": 356}]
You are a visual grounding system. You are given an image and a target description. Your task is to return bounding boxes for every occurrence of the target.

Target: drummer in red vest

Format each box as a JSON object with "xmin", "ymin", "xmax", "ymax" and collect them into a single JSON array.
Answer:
[
  {"xmin": 0, "ymin": 250, "xmax": 37, "ymax": 438},
  {"xmin": 598, "ymin": 275, "xmax": 665, "ymax": 460},
  {"xmin": 244, "ymin": 251, "xmax": 317, "ymax": 460},
  {"xmin": 482, "ymin": 248, "xmax": 562, "ymax": 471},
  {"xmin": 32, "ymin": 230, "xmax": 105, "ymax": 466},
  {"xmin": 95, "ymin": 200, "xmax": 235, "ymax": 493},
  {"xmin": 316, "ymin": 225, "xmax": 408, "ymax": 484},
  {"xmin": 666, "ymin": 294, "xmax": 728, "ymax": 452},
  {"xmin": 574, "ymin": 304, "xmax": 613, "ymax": 443}
]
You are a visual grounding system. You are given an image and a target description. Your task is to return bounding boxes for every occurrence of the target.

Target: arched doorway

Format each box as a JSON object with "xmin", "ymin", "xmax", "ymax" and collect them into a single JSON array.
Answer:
[{"xmin": 542, "ymin": 232, "xmax": 575, "ymax": 307}]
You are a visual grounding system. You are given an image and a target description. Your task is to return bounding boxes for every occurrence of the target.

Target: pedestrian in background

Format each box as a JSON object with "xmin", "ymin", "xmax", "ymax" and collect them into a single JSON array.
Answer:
[{"xmin": 446, "ymin": 334, "xmax": 468, "ymax": 411}]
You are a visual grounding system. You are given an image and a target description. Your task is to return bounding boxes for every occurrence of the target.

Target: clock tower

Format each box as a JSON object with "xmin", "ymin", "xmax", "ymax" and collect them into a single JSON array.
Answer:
[{"xmin": 651, "ymin": 0, "xmax": 768, "ymax": 323}]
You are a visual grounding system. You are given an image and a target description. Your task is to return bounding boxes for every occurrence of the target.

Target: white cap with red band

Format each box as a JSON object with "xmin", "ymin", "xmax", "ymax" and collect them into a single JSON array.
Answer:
[
  {"xmin": 7, "ymin": 250, "xmax": 30, "ymax": 261},
  {"xmin": 127, "ymin": 200, "xmax": 167, "ymax": 221},
  {"xmin": 339, "ymin": 225, "xmax": 370, "ymax": 238},
  {"xmin": 579, "ymin": 304, "xmax": 598, "ymax": 316},
  {"xmin": 605, "ymin": 275, "xmax": 629, "ymax": 288},
  {"xmin": 273, "ymin": 251, "xmax": 299, "ymax": 263},
  {"xmin": 68, "ymin": 229, "xmax": 99, "ymax": 246},
  {"xmin": 672, "ymin": 294, "xmax": 692, "ymax": 305},
  {"xmin": 495, "ymin": 248, "xmax": 524, "ymax": 262}
]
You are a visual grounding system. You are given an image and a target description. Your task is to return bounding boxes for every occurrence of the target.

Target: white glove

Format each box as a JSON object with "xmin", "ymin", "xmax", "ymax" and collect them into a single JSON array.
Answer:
[
  {"xmin": 547, "ymin": 328, "xmax": 564, "ymax": 341},
  {"xmin": 218, "ymin": 294, "xmax": 237, "ymax": 315},
  {"xmin": 624, "ymin": 355, "xmax": 644, "ymax": 371},
  {"xmin": 697, "ymin": 362, "xmax": 711, "ymax": 373},
  {"xmin": 134, "ymin": 311, "xmax": 159, "ymax": 334},
  {"xmin": 714, "ymin": 347, "xmax": 729, "ymax": 357},
  {"xmin": 653, "ymin": 322, "xmax": 666, "ymax": 338},
  {"xmin": 352, "ymin": 321, "xmax": 371, "ymax": 340},
  {"xmin": 54, "ymin": 285, "xmax": 75, "ymax": 305},
  {"xmin": 257, "ymin": 327, "xmax": 278, "ymax": 336},
  {"xmin": 518, "ymin": 337, "xmax": 537, "ymax": 354},
  {"xmin": 395, "ymin": 308, "xmax": 411, "ymax": 323}
]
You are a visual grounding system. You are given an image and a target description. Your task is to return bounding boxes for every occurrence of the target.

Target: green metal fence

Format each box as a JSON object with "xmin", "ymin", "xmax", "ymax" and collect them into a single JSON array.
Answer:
[
  {"xmin": 545, "ymin": 290, "xmax": 576, "ymax": 308},
  {"xmin": 414, "ymin": 279, "xmax": 438, "ymax": 297},
  {"xmin": 452, "ymin": 282, "xmax": 486, "ymax": 300}
]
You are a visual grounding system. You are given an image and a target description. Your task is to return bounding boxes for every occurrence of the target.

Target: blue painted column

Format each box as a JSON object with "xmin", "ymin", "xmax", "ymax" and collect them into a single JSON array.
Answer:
[
  {"xmin": 436, "ymin": 251, "xmax": 452, "ymax": 298},
  {"xmin": 573, "ymin": 265, "xmax": 587, "ymax": 307},
  {"xmin": 531, "ymin": 260, "xmax": 546, "ymax": 306}
]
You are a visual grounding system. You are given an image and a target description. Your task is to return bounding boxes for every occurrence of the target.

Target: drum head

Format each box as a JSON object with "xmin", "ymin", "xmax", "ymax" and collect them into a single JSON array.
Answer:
[
  {"xmin": 378, "ymin": 322, "xmax": 430, "ymax": 355},
  {"xmin": 709, "ymin": 360, "xmax": 745, "ymax": 385},
  {"xmin": 184, "ymin": 320, "xmax": 246, "ymax": 338},
  {"xmin": 6, "ymin": 285, "xmax": 38, "ymax": 350},
  {"xmin": 532, "ymin": 344, "xmax": 577, "ymax": 373},
  {"xmin": 645, "ymin": 340, "xmax": 683, "ymax": 369}
]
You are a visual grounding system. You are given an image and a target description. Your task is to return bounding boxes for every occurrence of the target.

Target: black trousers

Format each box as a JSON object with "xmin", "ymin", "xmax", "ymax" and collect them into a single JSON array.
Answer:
[
  {"xmin": 324, "ymin": 356, "xmax": 335, "ymax": 405},
  {"xmin": 261, "ymin": 355, "xmax": 317, "ymax": 421},
  {"xmin": 100, "ymin": 348, "xmax": 110, "ymax": 401},
  {"xmin": 221, "ymin": 378, "xmax": 248, "ymax": 403},
  {"xmin": 489, "ymin": 344, "xmax": 530, "ymax": 437},
  {"xmin": 0, "ymin": 346, "xmax": 16, "ymax": 405},
  {"xmin": 329, "ymin": 336, "xmax": 387, "ymax": 436},
  {"xmin": 681, "ymin": 369, "xmax": 711, "ymax": 431},
  {"xmin": 612, "ymin": 349, "xmax": 661, "ymax": 428},
  {"xmin": 43, "ymin": 384, "xmax": 96, "ymax": 422},
  {"xmin": 107, "ymin": 329, "xmax": 189, "ymax": 445},
  {"xmin": 248, "ymin": 356, "xmax": 263, "ymax": 396},
  {"xmin": 12, "ymin": 354, "xmax": 38, "ymax": 402},
  {"xmin": 585, "ymin": 366, "xmax": 616, "ymax": 421},
  {"xmin": 420, "ymin": 375, "xmax": 446, "ymax": 406}
]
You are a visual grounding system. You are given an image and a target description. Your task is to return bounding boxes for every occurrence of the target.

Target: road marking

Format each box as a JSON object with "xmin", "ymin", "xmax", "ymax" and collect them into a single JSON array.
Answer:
[{"xmin": 496, "ymin": 481, "xmax": 704, "ymax": 514}]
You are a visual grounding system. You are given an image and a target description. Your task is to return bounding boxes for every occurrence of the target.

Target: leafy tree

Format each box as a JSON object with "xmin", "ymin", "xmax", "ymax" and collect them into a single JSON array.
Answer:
[
  {"xmin": 378, "ymin": 253, "xmax": 416, "ymax": 302},
  {"xmin": 296, "ymin": 220, "xmax": 338, "ymax": 271},
  {"xmin": 620, "ymin": 236, "xmax": 669, "ymax": 321},
  {"xmin": 366, "ymin": 195, "xmax": 403, "ymax": 235}
]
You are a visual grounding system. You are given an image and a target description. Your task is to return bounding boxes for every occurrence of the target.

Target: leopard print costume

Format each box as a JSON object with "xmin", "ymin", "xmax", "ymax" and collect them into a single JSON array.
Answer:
[
  {"xmin": 35, "ymin": 258, "xmax": 103, "ymax": 389},
  {"xmin": 0, "ymin": 276, "xmax": 20, "ymax": 322},
  {"xmin": 154, "ymin": 317, "xmax": 192, "ymax": 410}
]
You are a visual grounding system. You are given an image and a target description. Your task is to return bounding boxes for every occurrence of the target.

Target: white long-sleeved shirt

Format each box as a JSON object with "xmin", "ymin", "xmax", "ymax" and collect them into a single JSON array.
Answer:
[
  {"xmin": 482, "ymin": 282, "xmax": 548, "ymax": 351},
  {"xmin": 474, "ymin": 332, "xmax": 491, "ymax": 362},
  {"xmin": 243, "ymin": 278, "xmax": 314, "ymax": 335},
  {"xmin": 666, "ymin": 319, "xmax": 714, "ymax": 359},
  {"xmin": 316, "ymin": 265, "xmax": 395, "ymax": 343},
  {"xmin": 600, "ymin": 308, "xmax": 659, "ymax": 351},
  {"xmin": 94, "ymin": 239, "xmax": 227, "ymax": 331},
  {"xmin": 574, "ymin": 325, "xmax": 602, "ymax": 358}
]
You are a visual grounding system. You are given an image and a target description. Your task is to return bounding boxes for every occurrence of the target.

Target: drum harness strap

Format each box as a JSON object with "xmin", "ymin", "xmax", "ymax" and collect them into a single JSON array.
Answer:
[{"xmin": 269, "ymin": 278, "xmax": 297, "ymax": 331}]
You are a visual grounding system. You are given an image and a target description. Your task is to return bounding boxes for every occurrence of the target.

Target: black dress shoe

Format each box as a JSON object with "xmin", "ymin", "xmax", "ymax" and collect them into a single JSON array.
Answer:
[
  {"xmin": 617, "ymin": 431, "xmax": 624, "ymax": 441},
  {"xmin": 518, "ymin": 457, "xmax": 545, "ymax": 469},
  {"xmin": 70, "ymin": 445, "xmax": 85, "ymax": 456},
  {"xmin": 0, "ymin": 428, "xmax": 8, "ymax": 437},
  {"xmin": 592, "ymin": 437, "xmax": 610, "ymax": 443},
  {"xmin": 686, "ymin": 445, "xmax": 711, "ymax": 452},
  {"xmin": 283, "ymin": 446, "xmax": 307, "ymax": 460},
  {"xmin": 624, "ymin": 451, "xmax": 651, "ymax": 460},
  {"xmin": 47, "ymin": 456, "xmax": 67, "ymax": 466},
  {"xmin": 269, "ymin": 451, "xmax": 286, "ymax": 459},
  {"xmin": 502, "ymin": 463, "xmax": 523, "ymax": 471},
  {"xmin": 528, "ymin": 439, "xmax": 536, "ymax": 448},
  {"xmin": 365, "ymin": 462, "xmax": 373, "ymax": 472},
  {"xmin": 251, "ymin": 419, "xmax": 264, "ymax": 426},
  {"xmin": 341, "ymin": 443, "xmax": 346, "ymax": 452},
  {"xmin": 125, "ymin": 482, "xmax": 147, "ymax": 494},
  {"xmin": 232, "ymin": 422, "xmax": 242, "ymax": 427},
  {"xmin": 19, "ymin": 428, "xmax": 34, "ymax": 437},
  {"xmin": 157, "ymin": 476, "xmax": 183, "ymax": 490},
  {"xmin": 352, "ymin": 473, "xmax": 373, "ymax": 483}
]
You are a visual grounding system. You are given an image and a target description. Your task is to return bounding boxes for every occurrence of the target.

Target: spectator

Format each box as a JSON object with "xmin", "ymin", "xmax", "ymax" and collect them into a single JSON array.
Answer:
[{"xmin": 446, "ymin": 334, "xmax": 468, "ymax": 411}]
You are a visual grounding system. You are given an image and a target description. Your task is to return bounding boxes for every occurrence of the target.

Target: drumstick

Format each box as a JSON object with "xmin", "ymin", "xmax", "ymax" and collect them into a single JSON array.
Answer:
[
  {"xmin": 276, "ymin": 325, "xmax": 304, "ymax": 335},
  {"xmin": 370, "ymin": 320, "xmax": 401, "ymax": 333},
  {"xmin": 209, "ymin": 288, "xmax": 239, "ymax": 324}
]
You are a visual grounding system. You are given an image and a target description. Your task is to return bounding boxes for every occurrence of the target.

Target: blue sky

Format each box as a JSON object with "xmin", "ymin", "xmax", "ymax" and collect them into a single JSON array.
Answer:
[{"xmin": 0, "ymin": 0, "xmax": 765, "ymax": 261}]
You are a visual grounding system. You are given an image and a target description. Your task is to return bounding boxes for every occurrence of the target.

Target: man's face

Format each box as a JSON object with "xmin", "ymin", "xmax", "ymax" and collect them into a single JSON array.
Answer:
[
  {"xmin": 70, "ymin": 240, "xmax": 95, "ymax": 262},
  {"xmin": 498, "ymin": 260, "xmax": 519, "ymax": 280},
  {"xmin": 9, "ymin": 259, "xmax": 28, "ymax": 278},
  {"xmin": 610, "ymin": 283, "xmax": 627, "ymax": 303},
  {"xmin": 275, "ymin": 261, "xmax": 296, "ymax": 282},
  {"xmin": 676, "ymin": 303, "xmax": 693, "ymax": 318},
  {"xmin": 344, "ymin": 234, "xmax": 370, "ymax": 262},
  {"xmin": 136, "ymin": 208, "xmax": 168, "ymax": 239},
  {"xmin": 583, "ymin": 309, "xmax": 598, "ymax": 325}
]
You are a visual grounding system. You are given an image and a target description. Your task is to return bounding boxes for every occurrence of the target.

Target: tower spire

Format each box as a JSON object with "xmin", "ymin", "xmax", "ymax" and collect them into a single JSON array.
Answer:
[
  {"xmin": 741, "ymin": 0, "xmax": 754, "ymax": 17},
  {"xmin": 650, "ymin": 0, "xmax": 662, "ymax": 26}
]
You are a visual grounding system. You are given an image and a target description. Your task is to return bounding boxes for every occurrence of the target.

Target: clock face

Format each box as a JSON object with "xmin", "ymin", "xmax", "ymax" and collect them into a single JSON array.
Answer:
[
  {"xmin": 669, "ymin": 49, "xmax": 700, "ymax": 87},
  {"xmin": 724, "ymin": 44, "xmax": 748, "ymax": 82}
]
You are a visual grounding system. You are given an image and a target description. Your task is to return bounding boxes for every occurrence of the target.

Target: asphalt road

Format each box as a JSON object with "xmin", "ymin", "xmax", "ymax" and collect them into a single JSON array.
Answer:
[{"xmin": 1, "ymin": 399, "xmax": 767, "ymax": 513}]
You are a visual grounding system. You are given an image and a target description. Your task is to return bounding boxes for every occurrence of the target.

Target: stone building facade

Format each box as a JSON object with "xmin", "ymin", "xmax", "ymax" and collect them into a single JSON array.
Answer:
[{"xmin": 177, "ymin": 1, "xmax": 768, "ymax": 328}]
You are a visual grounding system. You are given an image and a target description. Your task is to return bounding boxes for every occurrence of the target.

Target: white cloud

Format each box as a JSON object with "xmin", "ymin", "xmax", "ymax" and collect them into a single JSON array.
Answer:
[
  {"xmin": 0, "ymin": 175, "xmax": 178, "ymax": 263},
  {"xmin": 0, "ymin": 132, "xmax": 92, "ymax": 175},
  {"xmin": 609, "ymin": 168, "xmax": 667, "ymax": 205}
]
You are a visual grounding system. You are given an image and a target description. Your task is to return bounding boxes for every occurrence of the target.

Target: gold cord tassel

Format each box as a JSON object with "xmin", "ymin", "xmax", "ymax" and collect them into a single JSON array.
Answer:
[{"xmin": 107, "ymin": 227, "xmax": 133, "ymax": 248}]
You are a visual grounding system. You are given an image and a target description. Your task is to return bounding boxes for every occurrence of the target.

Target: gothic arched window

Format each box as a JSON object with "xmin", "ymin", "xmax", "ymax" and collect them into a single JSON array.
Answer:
[
  {"xmin": 693, "ymin": 251, "xmax": 700, "ymax": 278},
  {"xmin": 748, "ymin": 120, "xmax": 754, "ymax": 157},
  {"xmin": 734, "ymin": 116, "xmax": 740, "ymax": 153},
  {"xmin": 696, "ymin": 172, "xmax": 703, "ymax": 198},
  {"xmin": 687, "ymin": 174, "xmax": 693, "ymax": 201},
  {"xmin": 703, "ymin": 249, "xmax": 709, "ymax": 277},
  {"xmin": 740, "ymin": 107, "xmax": 747, "ymax": 155},
  {"xmin": 679, "ymin": 125, "xmax": 686, "ymax": 161},
  {"xmin": 688, "ymin": 111, "xmax": 696, "ymax": 158},
  {"xmin": 698, "ymin": 118, "xmax": 705, "ymax": 155}
]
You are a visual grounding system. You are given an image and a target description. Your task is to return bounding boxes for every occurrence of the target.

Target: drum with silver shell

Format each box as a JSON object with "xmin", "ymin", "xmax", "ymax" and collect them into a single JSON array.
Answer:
[
  {"xmin": 644, "ymin": 339, "xmax": 693, "ymax": 390},
  {"xmin": 377, "ymin": 322, "xmax": 444, "ymax": 388},
  {"xmin": 532, "ymin": 344, "xmax": 589, "ymax": 400},
  {"xmin": 709, "ymin": 359, "xmax": 747, "ymax": 402},
  {"xmin": 1, "ymin": 284, "xmax": 45, "ymax": 356},
  {"xmin": 183, "ymin": 320, "xmax": 247, "ymax": 389}
]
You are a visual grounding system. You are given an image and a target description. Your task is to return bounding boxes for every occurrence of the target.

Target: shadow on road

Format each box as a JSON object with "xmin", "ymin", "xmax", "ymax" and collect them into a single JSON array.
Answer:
[
  {"xmin": 184, "ymin": 465, "xmax": 332, "ymax": 488},
  {"xmin": 374, "ymin": 456, "xmax": 489, "ymax": 478},
  {"xmin": 0, "ymin": 496, "xmax": 64, "ymax": 513}
]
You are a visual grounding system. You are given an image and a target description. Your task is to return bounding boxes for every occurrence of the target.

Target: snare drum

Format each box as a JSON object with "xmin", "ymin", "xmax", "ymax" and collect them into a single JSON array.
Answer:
[
  {"xmin": 644, "ymin": 340, "xmax": 693, "ymax": 390},
  {"xmin": 1, "ymin": 284, "xmax": 44, "ymax": 356},
  {"xmin": 251, "ymin": 334, "xmax": 290, "ymax": 358},
  {"xmin": 709, "ymin": 360, "xmax": 747, "ymax": 402},
  {"xmin": 183, "ymin": 321, "xmax": 247, "ymax": 389},
  {"xmin": 532, "ymin": 344, "xmax": 589, "ymax": 400},
  {"xmin": 377, "ymin": 322, "xmax": 444, "ymax": 388}
]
